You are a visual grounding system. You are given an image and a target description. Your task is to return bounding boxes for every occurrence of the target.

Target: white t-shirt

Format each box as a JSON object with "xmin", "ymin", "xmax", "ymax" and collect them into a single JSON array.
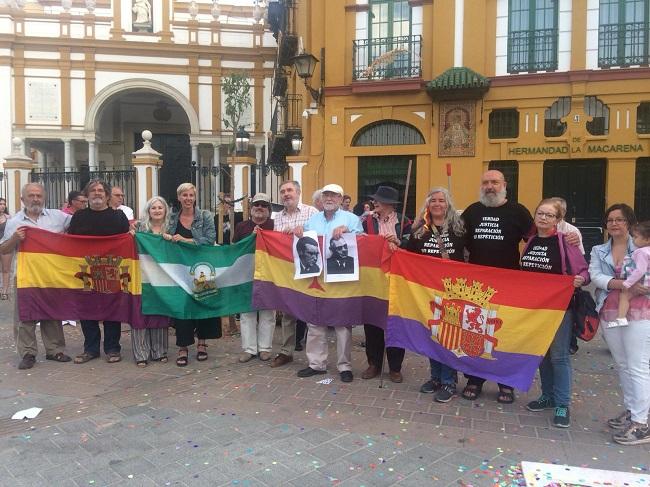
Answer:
[{"xmin": 117, "ymin": 205, "xmax": 134, "ymax": 221}]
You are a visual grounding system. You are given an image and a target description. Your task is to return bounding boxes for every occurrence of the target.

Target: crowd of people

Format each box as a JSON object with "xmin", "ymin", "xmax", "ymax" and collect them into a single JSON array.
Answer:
[{"xmin": 0, "ymin": 170, "xmax": 648, "ymax": 446}]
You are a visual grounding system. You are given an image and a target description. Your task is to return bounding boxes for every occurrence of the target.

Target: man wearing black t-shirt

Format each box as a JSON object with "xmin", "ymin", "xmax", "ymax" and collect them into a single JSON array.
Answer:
[
  {"xmin": 461, "ymin": 170, "xmax": 534, "ymax": 404},
  {"xmin": 68, "ymin": 179, "xmax": 130, "ymax": 365}
]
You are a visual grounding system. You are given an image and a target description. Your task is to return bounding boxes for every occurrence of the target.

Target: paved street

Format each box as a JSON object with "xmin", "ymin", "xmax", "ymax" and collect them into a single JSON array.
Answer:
[{"xmin": 0, "ymin": 301, "xmax": 648, "ymax": 487}]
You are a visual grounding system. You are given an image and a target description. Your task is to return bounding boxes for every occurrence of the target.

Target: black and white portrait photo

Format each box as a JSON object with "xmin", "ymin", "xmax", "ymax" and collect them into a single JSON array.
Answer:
[
  {"xmin": 294, "ymin": 232, "xmax": 322, "ymax": 279},
  {"xmin": 324, "ymin": 233, "xmax": 359, "ymax": 283}
]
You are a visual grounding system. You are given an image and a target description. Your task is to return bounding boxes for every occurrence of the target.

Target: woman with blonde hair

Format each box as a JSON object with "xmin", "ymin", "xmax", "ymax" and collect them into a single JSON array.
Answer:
[
  {"xmin": 168, "ymin": 183, "xmax": 218, "ymax": 366},
  {"xmin": 406, "ymin": 187, "xmax": 466, "ymax": 403},
  {"xmin": 132, "ymin": 196, "xmax": 173, "ymax": 366},
  {"xmin": 0, "ymin": 198, "xmax": 12, "ymax": 299}
]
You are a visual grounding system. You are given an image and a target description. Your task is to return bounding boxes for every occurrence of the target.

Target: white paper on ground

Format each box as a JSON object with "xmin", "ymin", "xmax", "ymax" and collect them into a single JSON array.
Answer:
[
  {"xmin": 521, "ymin": 461, "xmax": 650, "ymax": 486},
  {"xmin": 11, "ymin": 407, "xmax": 43, "ymax": 420},
  {"xmin": 316, "ymin": 378, "xmax": 334, "ymax": 384}
]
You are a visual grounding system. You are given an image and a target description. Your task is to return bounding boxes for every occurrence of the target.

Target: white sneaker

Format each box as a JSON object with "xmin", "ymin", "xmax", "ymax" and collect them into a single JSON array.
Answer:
[{"xmin": 606, "ymin": 320, "xmax": 619, "ymax": 328}]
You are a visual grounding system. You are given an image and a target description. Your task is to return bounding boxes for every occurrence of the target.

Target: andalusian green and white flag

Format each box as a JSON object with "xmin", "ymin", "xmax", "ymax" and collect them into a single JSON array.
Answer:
[{"xmin": 135, "ymin": 233, "xmax": 255, "ymax": 319}]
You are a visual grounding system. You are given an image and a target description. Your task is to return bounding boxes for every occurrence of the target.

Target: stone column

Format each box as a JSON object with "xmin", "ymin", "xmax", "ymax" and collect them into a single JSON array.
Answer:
[
  {"xmin": 226, "ymin": 155, "xmax": 255, "ymax": 212},
  {"xmin": 3, "ymin": 137, "xmax": 35, "ymax": 213},
  {"xmin": 286, "ymin": 156, "xmax": 308, "ymax": 204},
  {"xmin": 87, "ymin": 140, "xmax": 97, "ymax": 170},
  {"xmin": 132, "ymin": 130, "xmax": 163, "ymax": 217},
  {"xmin": 63, "ymin": 139, "xmax": 71, "ymax": 167},
  {"xmin": 212, "ymin": 143, "xmax": 221, "ymax": 196},
  {"xmin": 191, "ymin": 142, "xmax": 199, "ymax": 165}
]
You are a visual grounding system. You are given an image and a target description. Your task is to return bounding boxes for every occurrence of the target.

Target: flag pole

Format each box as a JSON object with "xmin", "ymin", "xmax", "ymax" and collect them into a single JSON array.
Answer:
[
  {"xmin": 446, "ymin": 162, "xmax": 452, "ymax": 195},
  {"xmin": 399, "ymin": 159, "xmax": 413, "ymax": 239}
]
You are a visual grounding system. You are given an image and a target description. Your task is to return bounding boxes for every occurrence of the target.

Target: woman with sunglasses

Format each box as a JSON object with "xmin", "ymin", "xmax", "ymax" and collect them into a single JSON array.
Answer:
[{"xmin": 590, "ymin": 204, "xmax": 650, "ymax": 445}]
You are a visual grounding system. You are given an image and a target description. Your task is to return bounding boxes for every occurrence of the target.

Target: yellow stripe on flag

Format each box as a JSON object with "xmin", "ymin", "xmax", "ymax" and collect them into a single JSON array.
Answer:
[{"xmin": 389, "ymin": 275, "xmax": 564, "ymax": 356}]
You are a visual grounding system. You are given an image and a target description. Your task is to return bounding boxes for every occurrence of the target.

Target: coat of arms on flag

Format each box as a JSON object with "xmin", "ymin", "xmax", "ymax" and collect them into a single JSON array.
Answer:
[{"xmin": 428, "ymin": 278, "xmax": 502, "ymax": 359}]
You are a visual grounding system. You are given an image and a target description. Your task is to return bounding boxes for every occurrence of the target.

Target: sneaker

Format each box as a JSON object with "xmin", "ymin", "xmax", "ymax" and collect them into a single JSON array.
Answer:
[
  {"xmin": 608, "ymin": 410, "xmax": 632, "ymax": 430},
  {"xmin": 553, "ymin": 406, "xmax": 570, "ymax": 428},
  {"xmin": 526, "ymin": 394, "xmax": 555, "ymax": 412},
  {"xmin": 434, "ymin": 384, "xmax": 456, "ymax": 403},
  {"xmin": 613, "ymin": 423, "xmax": 650, "ymax": 445},
  {"xmin": 420, "ymin": 379, "xmax": 441, "ymax": 394}
]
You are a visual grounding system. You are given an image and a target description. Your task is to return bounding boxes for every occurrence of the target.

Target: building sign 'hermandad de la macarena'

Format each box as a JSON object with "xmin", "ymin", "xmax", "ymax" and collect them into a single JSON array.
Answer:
[{"xmin": 508, "ymin": 142, "xmax": 645, "ymax": 157}]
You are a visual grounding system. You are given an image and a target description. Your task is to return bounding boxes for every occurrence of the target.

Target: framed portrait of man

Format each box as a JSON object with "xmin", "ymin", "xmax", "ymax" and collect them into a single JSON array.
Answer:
[
  {"xmin": 293, "ymin": 232, "xmax": 322, "ymax": 279},
  {"xmin": 324, "ymin": 233, "xmax": 359, "ymax": 283}
]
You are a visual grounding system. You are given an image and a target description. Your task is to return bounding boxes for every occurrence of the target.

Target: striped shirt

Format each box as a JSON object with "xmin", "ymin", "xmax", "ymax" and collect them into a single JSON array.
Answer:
[{"xmin": 273, "ymin": 203, "xmax": 318, "ymax": 232}]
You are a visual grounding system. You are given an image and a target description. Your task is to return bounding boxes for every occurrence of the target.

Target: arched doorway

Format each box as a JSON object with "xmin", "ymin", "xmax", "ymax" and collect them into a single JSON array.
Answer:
[{"xmin": 352, "ymin": 120, "xmax": 424, "ymax": 218}]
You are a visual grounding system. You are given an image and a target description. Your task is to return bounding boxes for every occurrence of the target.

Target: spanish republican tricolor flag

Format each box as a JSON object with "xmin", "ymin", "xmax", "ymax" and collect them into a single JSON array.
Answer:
[
  {"xmin": 17, "ymin": 227, "xmax": 167, "ymax": 328},
  {"xmin": 386, "ymin": 250, "xmax": 575, "ymax": 391},
  {"xmin": 253, "ymin": 230, "xmax": 389, "ymax": 327}
]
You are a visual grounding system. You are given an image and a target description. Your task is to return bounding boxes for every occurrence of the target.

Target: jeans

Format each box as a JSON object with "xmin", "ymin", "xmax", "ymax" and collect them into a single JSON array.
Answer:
[
  {"xmin": 429, "ymin": 358, "xmax": 456, "ymax": 385},
  {"xmin": 539, "ymin": 309, "xmax": 573, "ymax": 407},
  {"xmin": 602, "ymin": 318, "xmax": 650, "ymax": 424},
  {"xmin": 80, "ymin": 320, "xmax": 121, "ymax": 356}
]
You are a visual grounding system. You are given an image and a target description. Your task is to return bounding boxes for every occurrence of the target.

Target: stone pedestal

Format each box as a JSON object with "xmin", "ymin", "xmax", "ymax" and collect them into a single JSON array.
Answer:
[
  {"xmin": 132, "ymin": 130, "xmax": 162, "ymax": 218},
  {"xmin": 3, "ymin": 137, "xmax": 36, "ymax": 213},
  {"xmin": 226, "ymin": 155, "xmax": 255, "ymax": 211}
]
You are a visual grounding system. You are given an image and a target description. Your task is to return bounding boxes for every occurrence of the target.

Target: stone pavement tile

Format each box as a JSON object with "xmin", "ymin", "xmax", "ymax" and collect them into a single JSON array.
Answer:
[
  {"xmin": 308, "ymin": 441, "xmax": 350, "ymax": 462},
  {"xmin": 331, "ymin": 433, "xmax": 370, "ymax": 452},
  {"xmin": 263, "ymin": 422, "xmax": 303, "ymax": 439},
  {"xmin": 327, "ymin": 403, "xmax": 358, "ymax": 415},
  {"xmin": 343, "ymin": 447, "xmax": 384, "ymax": 467},
  {"xmin": 503, "ymin": 423, "xmax": 538, "ymax": 438},
  {"xmin": 298, "ymin": 427, "xmax": 339, "ymax": 446},
  {"xmin": 405, "ymin": 443, "xmax": 461, "ymax": 461},
  {"xmin": 13, "ymin": 474, "xmax": 76, "ymax": 487},
  {"xmin": 398, "ymin": 399, "xmax": 431, "ymax": 413},
  {"xmin": 569, "ymin": 429, "xmax": 612, "ymax": 445},
  {"xmin": 439, "ymin": 450, "xmax": 485, "ymax": 470},
  {"xmin": 289, "ymin": 469, "xmax": 340, "ymax": 487},
  {"xmin": 411, "ymin": 412, "xmax": 442, "ymax": 425},
  {"xmin": 441, "ymin": 415, "xmax": 471, "ymax": 428},
  {"xmin": 210, "ymin": 457, "xmax": 267, "ymax": 479},
  {"xmin": 142, "ymin": 443, "xmax": 196, "ymax": 468},
  {"xmin": 472, "ymin": 419, "xmax": 506, "ymax": 434},
  {"xmin": 43, "ymin": 444, "xmax": 94, "ymax": 467},
  {"xmin": 339, "ymin": 464, "xmax": 405, "ymax": 487},
  {"xmin": 72, "ymin": 468, "xmax": 124, "ymax": 487},
  {"xmin": 536, "ymin": 426, "xmax": 571, "ymax": 441},
  {"xmin": 300, "ymin": 398, "xmax": 332, "ymax": 410},
  {"xmin": 518, "ymin": 413, "xmax": 551, "ymax": 427},
  {"xmin": 5, "ymin": 450, "xmax": 55, "ymax": 477},
  {"xmin": 294, "ymin": 387, "xmax": 330, "ymax": 400},
  {"xmin": 456, "ymin": 405, "xmax": 489, "ymax": 420},
  {"xmin": 251, "ymin": 462, "xmax": 297, "ymax": 485},
  {"xmin": 384, "ymin": 405, "xmax": 416, "ymax": 422},
  {"xmin": 272, "ymin": 436, "xmax": 314, "ymax": 455},
  {"xmin": 181, "ymin": 466, "xmax": 230, "ymax": 487},
  {"xmin": 390, "ymin": 391, "xmax": 422, "ymax": 402},
  {"xmin": 317, "ymin": 459, "xmax": 362, "ymax": 482},
  {"xmin": 108, "ymin": 457, "xmax": 158, "ymax": 478},
  {"xmin": 487, "ymin": 410, "xmax": 520, "ymax": 424},
  {"xmin": 39, "ymin": 460, "xmax": 90, "ymax": 482},
  {"xmin": 354, "ymin": 405, "xmax": 384, "ymax": 418},
  {"xmin": 393, "ymin": 468, "xmax": 449, "ymax": 487},
  {"xmin": 347, "ymin": 394, "xmax": 376, "ymax": 406}
]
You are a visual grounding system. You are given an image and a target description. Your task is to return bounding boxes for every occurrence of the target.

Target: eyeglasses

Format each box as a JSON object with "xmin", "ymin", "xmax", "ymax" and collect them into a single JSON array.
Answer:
[
  {"xmin": 535, "ymin": 211, "xmax": 557, "ymax": 219},
  {"xmin": 606, "ymin": 218, "xmax": 627, "ymax": 225}
]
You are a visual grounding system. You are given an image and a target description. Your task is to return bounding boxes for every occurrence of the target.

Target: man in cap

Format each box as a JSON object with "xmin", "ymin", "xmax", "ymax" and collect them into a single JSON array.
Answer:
[
  {"xmin": 295, "ymin": 183, "xmax": 363, "ymax": 382},
  {"xmin": 233, "ymin": 193, "xmax": 276, "ymax": 363},
  {"xmin": 0, "ymin": 183, "xmax": 73, "ymax": 369},
  {"xmin": 271, "ymin": 180, "xmax": 318, "ymax": 367},
  {"xmin": 361, "ymin": 185, "xmax": 410, "ymax": 383}
]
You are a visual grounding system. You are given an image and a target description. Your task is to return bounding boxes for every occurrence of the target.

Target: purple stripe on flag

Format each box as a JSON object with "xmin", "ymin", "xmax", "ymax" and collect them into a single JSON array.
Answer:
[
  {"xmin": 253, "ymin": 280, "xmax": 387, "ymax": 328},
  {"xmin": 385, "ymin": 315, "xmax": 542, "ymax": 391},
  {"xmin": 17, "ymin": 288, "xmax": 169, "ymax": 329}
]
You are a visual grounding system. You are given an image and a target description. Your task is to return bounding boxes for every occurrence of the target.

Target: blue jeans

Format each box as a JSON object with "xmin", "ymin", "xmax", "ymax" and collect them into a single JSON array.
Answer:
[
  {"xmin": 80, "ymin": 320, "xmax": 122, "ymax": 356},
  {"xmin": 539, "ymin": 310, "xmax": 573, "ymax": 407},
  {"xmin": 429, "ymin": 358, "xmax": 456, "ymax": 385}
]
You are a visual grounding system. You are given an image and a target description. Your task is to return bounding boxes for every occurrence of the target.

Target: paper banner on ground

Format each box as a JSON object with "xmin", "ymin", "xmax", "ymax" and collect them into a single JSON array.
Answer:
[{"xmin": 521, "ymin": 461, "xmax": 650, "ymax": 486}]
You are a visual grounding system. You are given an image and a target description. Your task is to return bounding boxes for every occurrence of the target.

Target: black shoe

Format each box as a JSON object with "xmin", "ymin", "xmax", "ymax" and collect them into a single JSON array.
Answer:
[
  {"xmin": 434, "ymin": 384, "xmax": 456, "ymax": 403},
  {"xmin": 420, "ymin": 379, "xmax": 441, "ymax": 394},
  {"xmin": 297, "ymin": 367, "xmax": 326, "ymax": 378},
  {"xmin": 340, "ymin": 371, "xmax": 353, "ymax": 383},
  {"xmin": 526, "ymin": 394, "xmax": 555, "ymax": 412},
  {"xmin": 294, "ymin": 343, "xmax": 303, "ymax": 352},
  {"xmin": 569, "ymin": 344, "xmax": 578, "ymax": 355},
  {"xmin": 18, "ymin": 354, "xmax": 36, "ymax": 370}
]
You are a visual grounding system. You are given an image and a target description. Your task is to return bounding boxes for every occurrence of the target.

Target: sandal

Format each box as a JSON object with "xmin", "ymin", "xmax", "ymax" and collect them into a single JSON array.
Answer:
[
  {"xmin": 74, "ymin": 352, "xmax": 99, "ymax": 364},
  {"xmin": 196, "ymin": 343, "xmax": 208, "ymax": 362},
  {"xmin": 461, "ymin": 383, "xmax": 483, "ymax": 401},
  {"xmin": 497, "ymin": 387, "xmax": 515, "ymax": 404},
  {"xmin": 136, "ymin": 360, "xmax": 147, "ymax": 367},
  {"xmin": 156, "ymin": 356, "xmax": 168, "ymax": 363},
  {"xmin": 176, "ymin": 349, "xmax": 188, "ymax": 367},
  {"xmin": 106, "ymin": 353, "xmax": 122, "ymax": 364}
]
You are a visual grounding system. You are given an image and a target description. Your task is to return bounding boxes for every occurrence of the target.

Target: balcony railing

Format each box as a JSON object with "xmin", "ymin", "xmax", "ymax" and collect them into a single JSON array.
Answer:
[
  {"xmin": 272, "ymin": 94, "xmax": 302, "ymax": 136},
  {"xmin": 598, "ymin": 22, "xmax": 649, "ymax": 68},
  {"xmin": 507, "ymin": 28, "xmax": 558, "ymax": 73},
  {"xmin": 353, "ymin": 34, "xmax": 422, "ymax": 81}
]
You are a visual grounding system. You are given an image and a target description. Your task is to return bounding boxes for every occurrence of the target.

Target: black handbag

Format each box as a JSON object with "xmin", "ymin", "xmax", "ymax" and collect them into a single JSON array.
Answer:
[{"xmin": 562, "ymin": 239, "xmax": 599, "ymax": 341}]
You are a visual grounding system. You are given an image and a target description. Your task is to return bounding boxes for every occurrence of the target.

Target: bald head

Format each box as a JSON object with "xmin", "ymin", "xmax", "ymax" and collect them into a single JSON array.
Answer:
[{"xmin": 480, "ymin": 170, "xmax": 507, "ymax": 207}]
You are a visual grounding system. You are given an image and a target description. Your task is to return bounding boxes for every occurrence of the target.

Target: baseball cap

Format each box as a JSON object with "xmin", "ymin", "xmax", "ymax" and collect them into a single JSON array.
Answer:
[
  {"xmin": 321, "ymin": 184, "xmax": 344, "ymax": 196},
  {"xmin": 251, "ymin": 193, "xmax": 271, "ymax": 204}
]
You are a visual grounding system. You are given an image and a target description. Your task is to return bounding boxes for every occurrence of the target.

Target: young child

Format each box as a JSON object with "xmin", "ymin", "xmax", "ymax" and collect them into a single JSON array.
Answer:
[{"xmin": 609, "ymin": 221, "xmax": 650, "ymax": 328}]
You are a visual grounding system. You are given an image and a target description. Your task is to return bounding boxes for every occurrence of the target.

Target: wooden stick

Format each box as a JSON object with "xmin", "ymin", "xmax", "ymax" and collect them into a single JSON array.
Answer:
[{"xmin": 399, "ymin": 159, "xmax": 413, "ymax": 239}]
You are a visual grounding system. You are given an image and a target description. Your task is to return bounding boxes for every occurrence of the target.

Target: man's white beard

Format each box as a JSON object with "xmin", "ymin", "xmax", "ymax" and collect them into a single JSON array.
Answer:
[{"xmin": 480, "ymin": 189, "xmax": 507, "ymax": 208}]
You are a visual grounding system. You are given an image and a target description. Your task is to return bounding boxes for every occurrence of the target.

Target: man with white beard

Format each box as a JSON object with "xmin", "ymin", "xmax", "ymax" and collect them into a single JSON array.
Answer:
[
  {"xmin": 0, "ymin": 183, "xmax": 72, "ymax": 369},
  {"xmin": 459, "ymin": 170, "xmax": 534, "ymax": 404}
]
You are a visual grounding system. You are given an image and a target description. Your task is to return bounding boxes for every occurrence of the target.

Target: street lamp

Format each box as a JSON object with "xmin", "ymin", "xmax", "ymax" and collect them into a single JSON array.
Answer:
[
  {"xmin": 253, "ymin": 0, "xmax": 265, "ymax": 23},
  {"xmin": 291, "ymin": 133, "xmax": 303, "ymax": 152},
  {"xmin": 291, "ymin": 52, "xmax": 322, "ymax": 105},
  {"xmin": 235, "ymin": 126, "xmax": 250, "ymax": 154}
]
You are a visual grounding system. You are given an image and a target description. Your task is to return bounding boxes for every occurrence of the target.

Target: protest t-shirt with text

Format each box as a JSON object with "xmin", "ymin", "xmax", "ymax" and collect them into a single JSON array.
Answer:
[
  {"xmin": 520, "ymin": 235, "xmax": 562, "ymax": 274},
  {"xmin": 406, "ymin": 226, "xmax": 466, "ymax": 262},
  {"xmin": 462, "ymin": 201, "xmax": 533, "ymax": 270}
]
